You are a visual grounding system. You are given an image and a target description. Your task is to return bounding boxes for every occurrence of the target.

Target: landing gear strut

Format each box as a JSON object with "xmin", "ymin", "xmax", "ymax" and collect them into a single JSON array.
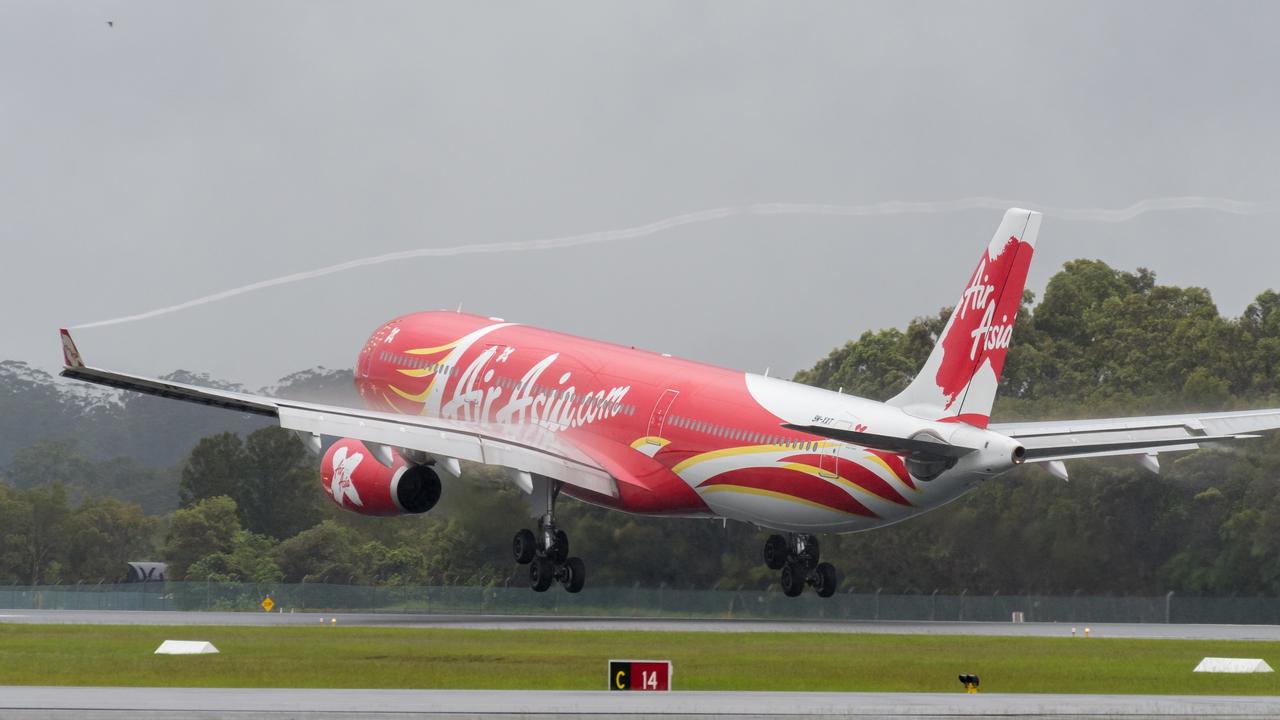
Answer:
[
  {"xmin": 512, "ymin": 481, "xmax": 586, "ymax": 593},
  {"xmin": 763, "ymin": 533, "xmax": 837, "ymax": 598}
]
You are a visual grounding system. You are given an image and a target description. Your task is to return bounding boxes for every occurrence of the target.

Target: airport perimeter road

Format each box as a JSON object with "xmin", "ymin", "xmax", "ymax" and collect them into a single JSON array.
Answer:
[
  {"xmin": 2, "ymin": 687, "xmax": 1279, "ymax": 719},
  {"xmin": 4, "ymin": 609, "xmax": 1280, "ymax": 640}
]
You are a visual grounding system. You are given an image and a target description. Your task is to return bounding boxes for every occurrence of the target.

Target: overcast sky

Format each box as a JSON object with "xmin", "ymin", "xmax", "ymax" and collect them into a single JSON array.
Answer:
[{"xmin": 4, "ymin": 1, "xmax": 1279, "ymax": 388}]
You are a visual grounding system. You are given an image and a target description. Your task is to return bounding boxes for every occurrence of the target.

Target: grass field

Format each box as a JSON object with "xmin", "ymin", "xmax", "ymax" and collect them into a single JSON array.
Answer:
[{"xmin": 2, "ymin": 623, "xmax": 1279, "ymax": 695}]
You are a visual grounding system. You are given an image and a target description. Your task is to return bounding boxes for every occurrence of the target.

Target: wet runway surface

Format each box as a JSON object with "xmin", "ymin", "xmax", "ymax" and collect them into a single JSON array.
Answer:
[
  {"xmin": 4, "ymin": 609, "xmax": 1280, "ymax": 640},
  {"xmin": 2, "ymin": 687, "xmax": 1279, "ymax": 719}
]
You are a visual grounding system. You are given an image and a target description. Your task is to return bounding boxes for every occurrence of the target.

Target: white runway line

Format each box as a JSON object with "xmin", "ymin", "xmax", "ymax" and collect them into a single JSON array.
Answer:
[{"xmin": 72, "ymin": 196, "xmax": 1279, "ymax": 330}]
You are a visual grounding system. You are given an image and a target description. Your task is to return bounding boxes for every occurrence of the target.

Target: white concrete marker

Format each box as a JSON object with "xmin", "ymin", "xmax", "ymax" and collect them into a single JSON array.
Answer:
[
  {"xmin": 155, "ymin": 640, "xmax": 219, "ymax": 655},
  {"xmin": 1193, "ymin": 657, "xmax": 1273, "ymax": 673}
]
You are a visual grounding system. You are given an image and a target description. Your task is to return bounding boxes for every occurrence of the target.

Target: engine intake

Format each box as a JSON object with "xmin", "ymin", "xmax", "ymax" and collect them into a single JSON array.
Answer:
[{"xmin": 321, "ymin": 438, "xmax": 441, "ymax": 516}]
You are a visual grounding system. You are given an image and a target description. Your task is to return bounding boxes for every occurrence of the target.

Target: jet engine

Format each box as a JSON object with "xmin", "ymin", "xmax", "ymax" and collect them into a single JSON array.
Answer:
[{"xmin": 320, "ymin": 438, "xmax": 441, "ymax": 516}]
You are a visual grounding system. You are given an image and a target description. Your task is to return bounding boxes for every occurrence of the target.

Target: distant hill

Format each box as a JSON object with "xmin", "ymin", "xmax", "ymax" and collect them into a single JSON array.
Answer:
[{"xmin": 0, "ymin": 363, "xmax": 359, "ymax": 512}]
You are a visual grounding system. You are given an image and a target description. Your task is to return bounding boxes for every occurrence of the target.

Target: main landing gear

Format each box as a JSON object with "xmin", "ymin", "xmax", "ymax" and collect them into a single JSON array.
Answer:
[
  {"xmin": 512, "ymin": 482, "xmax": 585, "ymax": 593},
  {"xmin": 763, "ymin": 533, "xmax": 838, "ymax": 598}
]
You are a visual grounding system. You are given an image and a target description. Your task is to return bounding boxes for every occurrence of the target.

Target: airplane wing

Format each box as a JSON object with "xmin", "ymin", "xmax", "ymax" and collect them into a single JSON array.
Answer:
[
  {"xmin": 58, "ymin": 329, "xmax": 617, "ymax": 498},
  {"xmin": 988, "ymin": 408, "xmax": 1280, "ymax": 465}
]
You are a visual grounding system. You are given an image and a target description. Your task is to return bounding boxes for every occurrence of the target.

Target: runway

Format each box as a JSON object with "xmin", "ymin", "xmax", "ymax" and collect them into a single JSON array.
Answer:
[
  {"xmin": 4, "ymin": 609, "xmax": 1280, "ymax": 640},
  {"xmin": 2, "ymin": 687, "xmax": 1279, "ymax": 719}
]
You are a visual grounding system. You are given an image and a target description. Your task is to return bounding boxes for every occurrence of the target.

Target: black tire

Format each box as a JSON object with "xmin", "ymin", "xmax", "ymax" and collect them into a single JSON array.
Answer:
[
  {"xmin": 814, "ymin": 562, "xmax": 837, "ymax": 598},
  {"xmin": 763, "ymin": 535, "xmax": 788, "ymax": 570},
  {"xmin": 563, "ymin": 557, "xmax": 586, "ymax": 594},
  {"xmin": 512, "ymin": 529, "xmax": 536, "ymax": 565},
  {"xmin": 529, "ymin": 556, "xmax": 554, "ymax": 592},
  {"xmin": 549, "ymin": 529, "xmax": 570, "ymax": 564},
  {"xmin": 780, "ymin": 563, "xmax": 805, "ymax": 597}
]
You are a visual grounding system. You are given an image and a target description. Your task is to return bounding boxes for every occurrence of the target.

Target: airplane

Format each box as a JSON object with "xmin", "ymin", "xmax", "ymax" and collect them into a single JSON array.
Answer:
[{"xmin": 59, "ymin": 208, "xmax": 1280, "ymax": 597}]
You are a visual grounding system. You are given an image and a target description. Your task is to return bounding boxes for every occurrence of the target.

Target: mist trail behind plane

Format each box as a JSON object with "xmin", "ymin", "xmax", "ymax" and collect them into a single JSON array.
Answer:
[{"xmin": 72, "ymin": 196, "xmax": 1280, "ymax": 330}]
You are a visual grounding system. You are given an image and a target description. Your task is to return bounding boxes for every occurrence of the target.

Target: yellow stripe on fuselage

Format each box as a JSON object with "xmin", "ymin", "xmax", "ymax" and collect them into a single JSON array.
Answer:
[
  {"xmin": 389, "ymin": 384, "xmax": 430, "ymax": 403},
  {"xmin": 396, "ymin": 368, "xmax": 434, "ymax": 378},
  {"xmin": 672, "ymin": 444, "xmax": 782, "ymax": 474},
  {"xmin": 699, "ymin": 484, "xmax": 859, "ymax": 516},
  {"xmin": 670, "ymin": 441, "xmax": 835, "ymax": 475},
  {"xmin": 405, "ymin": 341, "xmax": 458, "ymax": 355}
]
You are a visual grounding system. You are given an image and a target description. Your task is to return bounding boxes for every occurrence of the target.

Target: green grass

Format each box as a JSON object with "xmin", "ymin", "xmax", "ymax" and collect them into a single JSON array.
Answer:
[{"xmin": 2, "ymin": 624, "xmax": 1279, "ymax": 694}]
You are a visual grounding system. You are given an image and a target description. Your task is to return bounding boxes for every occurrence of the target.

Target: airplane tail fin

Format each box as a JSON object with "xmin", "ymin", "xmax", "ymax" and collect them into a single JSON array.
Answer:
[{"xmin": 886, "ymin": 208, "xmax": 1041, "ymax": 428}]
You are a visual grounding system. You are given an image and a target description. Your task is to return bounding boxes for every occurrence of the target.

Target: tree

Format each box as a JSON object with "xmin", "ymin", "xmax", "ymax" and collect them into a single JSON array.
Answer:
[
  {"xmin": 64, "ymin": 496, "xmax": 158, "ymax": 582},
  {"xmin": 4, "ymin": 440, "xmax": 94, "ymax": 490},
  {"xmin": 237, "ymin": 427, "xmax": 322, "ymax": 539},
  {"xmin": 186, "ymin": 530, "xmax": 282, "ymax": 583},
  {"xmin": 165, "ymin": 495, "xmax": 240, "ymax": 580},
  {"xmin": 178, "ymin": 433, "xmax": 246, "ymax": 507},
  {"xmin": 273, "ymin": 521, "xmax": 361, "ymax": 583}
]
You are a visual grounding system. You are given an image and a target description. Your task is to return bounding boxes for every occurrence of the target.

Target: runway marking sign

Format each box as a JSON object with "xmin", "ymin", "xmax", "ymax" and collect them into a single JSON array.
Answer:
[
  {"xmin": 608, "ymin": 660, "xmax": 671, "ymax": 691},
  {"xmin": 1194, "ymin": 657, "xmax": 1274, "ymax": 673}
]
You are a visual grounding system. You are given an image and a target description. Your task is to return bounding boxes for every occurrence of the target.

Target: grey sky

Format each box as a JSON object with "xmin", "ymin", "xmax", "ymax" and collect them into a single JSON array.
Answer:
[{"xmin": 4, "ymin": 1, "xmax": 1279, "ymax": 388}]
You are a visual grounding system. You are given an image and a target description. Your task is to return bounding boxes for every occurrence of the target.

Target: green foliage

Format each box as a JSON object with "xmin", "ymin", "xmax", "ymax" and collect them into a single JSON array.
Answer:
[
  {"xmin": 186, "ymin": 530, "xmax": 282, "ymax": 583},
  {"xmin": 180, "ymin": 428, "xmax": 322, "ymax": 539},
  {"xmin": 179, "ymin": 433, "xmax": 244, "ymax": 507},
  {"xmin": 164, "ymin": 496, "xmax": 240, "ymax": 580},
  {"xmin": 0, "ymin": 483, "xmax": 156, "ymax": 584},
  {"xmin": 237, "ymin": 428, "xmax": 324, "ymax": 539}
]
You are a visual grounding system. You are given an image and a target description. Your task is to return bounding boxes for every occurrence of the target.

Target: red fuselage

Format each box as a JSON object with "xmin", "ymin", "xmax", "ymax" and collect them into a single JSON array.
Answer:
[{"xmin": 354, "ymin": 311, "xmax": 934, "ymax": 532}]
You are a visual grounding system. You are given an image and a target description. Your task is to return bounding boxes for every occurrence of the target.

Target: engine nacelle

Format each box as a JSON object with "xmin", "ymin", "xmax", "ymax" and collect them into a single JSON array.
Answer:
[{"xmin": 320, "ymin": 438, "xmax": 441, "ymax": 516}]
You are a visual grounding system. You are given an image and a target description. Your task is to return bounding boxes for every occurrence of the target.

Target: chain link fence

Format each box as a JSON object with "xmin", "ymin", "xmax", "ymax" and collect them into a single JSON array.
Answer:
[{"xmin": 3, "ymin": 583, "xmax": 1279, "ymax": 624}]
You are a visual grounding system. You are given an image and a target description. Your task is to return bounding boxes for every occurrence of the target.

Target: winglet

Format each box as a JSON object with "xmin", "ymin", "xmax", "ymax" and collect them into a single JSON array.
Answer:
[{"xmin": 59, "ymin": 328, "xmax": 85, "ymax": 369}]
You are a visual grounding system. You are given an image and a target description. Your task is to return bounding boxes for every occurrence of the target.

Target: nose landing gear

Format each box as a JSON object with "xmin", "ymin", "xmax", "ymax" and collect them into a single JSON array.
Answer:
[
  {"xmin": 763, "ymin": 533, "xmax": 838, "ymax": 598},
  {"xmin": 512, "ymin": 481, "xmax": 585, "ymax": 593}
]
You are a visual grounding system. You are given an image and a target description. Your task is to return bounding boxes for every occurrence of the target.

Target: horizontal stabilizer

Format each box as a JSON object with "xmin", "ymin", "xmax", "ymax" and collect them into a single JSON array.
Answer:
[
  {"xmin": 782, "ymin": 424, "xmax": 977, "ymax": 459},
  {"xmin": 1022, "ymin": 434, "xmax": 1257, "ymax": 462}
]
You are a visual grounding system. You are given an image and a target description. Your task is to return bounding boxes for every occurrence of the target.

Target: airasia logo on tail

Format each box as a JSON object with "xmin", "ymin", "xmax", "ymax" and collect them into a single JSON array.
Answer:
[
  {"xmin": 958, "ymin": 250, "xmax": 1017, "ymax": 361},
  {"xmin": 936, "ymin": 235, "xmax": 1030, "ymax": 407}
]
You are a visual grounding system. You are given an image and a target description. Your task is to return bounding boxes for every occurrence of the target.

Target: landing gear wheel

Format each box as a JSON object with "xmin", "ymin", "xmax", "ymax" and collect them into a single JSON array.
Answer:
[
  {"xmin": 813, "ymin": 562, "xmax": 838, "ymax": 598},
  {"xmin": 763, "ymin": 535, "xmax": 788, "ymax": 570},
  {"xmin": 548, "ymin": 529, "xmax": 570, "ymax": 564},
  {"xmin": 512, "ymin": 529, "xmax": 536, "ymax": 565},
  {"xmin": 780, "ymin": 563, "xmax": 805, "ymax": 597},
  {"xmin": 529, "ymin": 556, "xmax": 554, "ymax": 592},
  {"xmin": 561, "ymin": 557, "xmax": 586, "ymax": 593}
]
